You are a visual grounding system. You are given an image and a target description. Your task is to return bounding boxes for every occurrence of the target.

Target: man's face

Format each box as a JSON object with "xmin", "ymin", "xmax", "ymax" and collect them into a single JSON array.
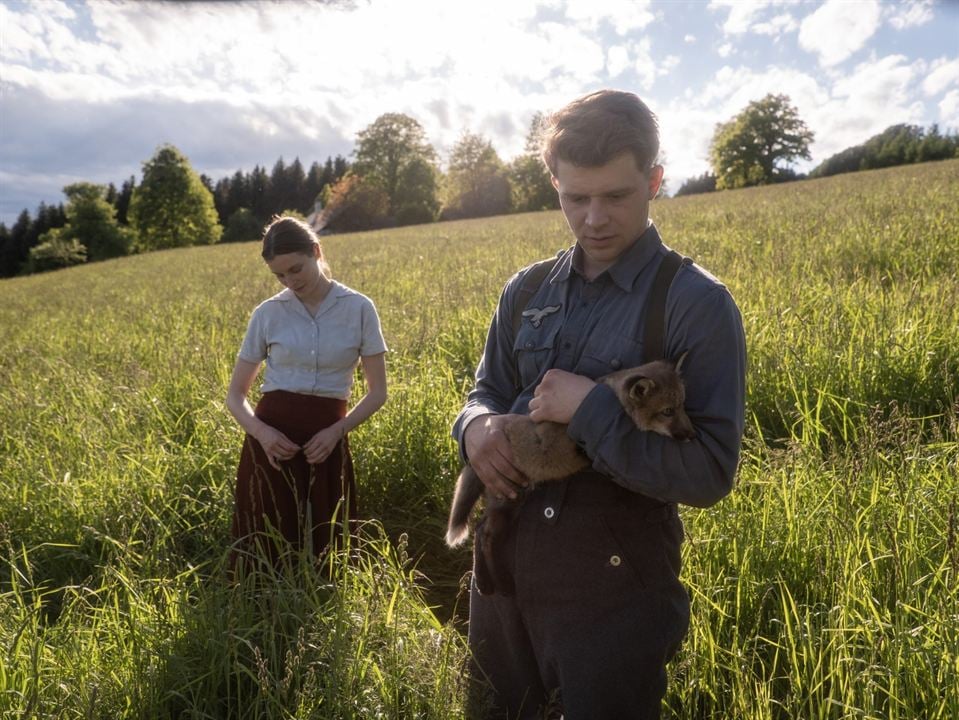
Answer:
[{"xmin": 552, "ymin": 153, "xmax": 663, "ymax": 280}]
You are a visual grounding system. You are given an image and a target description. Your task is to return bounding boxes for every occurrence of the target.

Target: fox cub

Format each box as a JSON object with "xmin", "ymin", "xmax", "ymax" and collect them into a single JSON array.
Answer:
[{"xmin": 446, "ymin": 353, "xmax": 695, "ymax": 596}]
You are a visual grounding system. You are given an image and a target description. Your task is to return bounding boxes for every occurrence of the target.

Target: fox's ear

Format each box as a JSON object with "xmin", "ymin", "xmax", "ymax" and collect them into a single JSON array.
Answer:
[
  {"xmin": 674, "ymin": 350, "xmax": 690, "ymax": 374},
  {"xmin": 628, "ymin": 377, "xmax": 656, "ymax": 401}
]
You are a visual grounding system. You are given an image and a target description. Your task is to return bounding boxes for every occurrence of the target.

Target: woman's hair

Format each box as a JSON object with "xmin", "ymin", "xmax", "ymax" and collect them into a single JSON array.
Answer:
[
  {"xmin": 541, "ymin": 90, "xmax": 660, "ymax": 176},
  {"xmin": 261, "ymin": 216, "xmax": 331, "ymax": 276}
]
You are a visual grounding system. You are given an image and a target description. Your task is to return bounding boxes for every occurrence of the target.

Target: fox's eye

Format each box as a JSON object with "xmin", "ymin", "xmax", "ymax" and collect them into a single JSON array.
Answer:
[{"xmin": 660, "ymin": 408, "xmax": 674, "ymax": 417}]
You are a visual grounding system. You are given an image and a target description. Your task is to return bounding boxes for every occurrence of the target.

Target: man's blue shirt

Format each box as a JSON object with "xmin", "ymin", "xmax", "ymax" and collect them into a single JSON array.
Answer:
[{"xmin": 452, "ymin": 223, "xmax": 747, "ymax": 508}]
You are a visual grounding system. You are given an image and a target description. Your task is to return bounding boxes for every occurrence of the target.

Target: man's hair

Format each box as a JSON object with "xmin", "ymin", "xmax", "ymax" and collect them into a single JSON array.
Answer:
[{"xmin": 541, "ymin": 90, "xmax": 660, "ymax": 176}]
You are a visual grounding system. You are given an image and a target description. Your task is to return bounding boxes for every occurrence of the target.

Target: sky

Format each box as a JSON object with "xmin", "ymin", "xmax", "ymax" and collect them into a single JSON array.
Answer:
[{"xmin": 1, "ymin": 0, "xmax": 957, "ymax": 225}]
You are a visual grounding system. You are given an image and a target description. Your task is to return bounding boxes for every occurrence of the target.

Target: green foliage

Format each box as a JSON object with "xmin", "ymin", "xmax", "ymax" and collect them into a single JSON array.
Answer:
[
  {"xmin": 1, "ymin": 160, "xmax": 957, "ymax": 717},
  {"xmin": 710, "ymin": 94, "xmax": 814, "ymax": 189},
  {"xmin": 442, "ymin": 131, "xmax": 512, "ymax": 220},
  {"xmin": 811, "ymin": 123, "xmax": 959, "ymax": 178},
  {"xmin": 394, "ymin": 156, "xmax": 440, "ymax": 225},
  {"xmin": 221, "ymin": 207, "xmax": 264, "ymax": 244},
  {"xmin": 508, "ymin": 112, "xmax": 560, "ymax": 213},
  {"xmin": 353, "ymin": 113, "xmax": 440, "ymax": 224},
  {"xmin": 60, "ymin": 182, "xmax": 135, "ymax": 260},
  {"xmin": 130, "ymin": 144, "xmax": 223, "ymax": 250},
  {"xmin": 319, "ymin": 173, "xmax": 392, "ymax": 233},
  {"xmin": 674, "ymin": 171, "xmax": 717, "ymax": 197},
  {"xmin": 25, "ymin": 228, "xmax": 87, "ymax": 272}
]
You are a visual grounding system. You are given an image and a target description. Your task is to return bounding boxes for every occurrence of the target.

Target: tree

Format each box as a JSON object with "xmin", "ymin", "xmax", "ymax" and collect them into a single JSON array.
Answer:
[
  {"xmin": 26, "ymin": 228, "xmax": 87, "ymax": 273},
  {"xmin": 709, "ymin": 94, "xmax": 813, "ymax": 189},
  {"xmin": 317, "ymin": 173, "xmax": 390, "ymax": 233},
  {"xmin": 2, "ymin": 210, "xmax": 32, "ymax": 277},
  {"xmin": 509, "ymin": 112, "xmax": 560, "ymax": 213},
  {"xmin": 129, "ymin": 144, "xmax": 222, "ymax": 250},
  {"xmin": 394, "ymin": 155, "xmax": 440, "ymax": 225},
  {"xmin": 353, "ymin": 113, "xmax": 439, "ymax": 221},
  {"xmin": 675, "ymin": 172, "xmax": 717, "ymax": 197},
  {"xmin": 221, "ymin": 207, "xmax": 264, "ymax": 243},
  {"xmin": 442, "ymin": 131, "xmax": 512, "ymax": 220},
  {"xmin": 115, "ymin": 176, "xmax": 135, "ymax": 225},
  {"xmin": 61, "ymin": 182, "xmax": 135, "ymax": 260}
]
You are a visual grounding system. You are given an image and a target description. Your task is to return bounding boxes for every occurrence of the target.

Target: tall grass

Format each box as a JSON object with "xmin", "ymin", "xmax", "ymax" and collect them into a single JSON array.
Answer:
[{"xmin": 2, "ymin": 160, "xmax": 957, "ymax": 717}]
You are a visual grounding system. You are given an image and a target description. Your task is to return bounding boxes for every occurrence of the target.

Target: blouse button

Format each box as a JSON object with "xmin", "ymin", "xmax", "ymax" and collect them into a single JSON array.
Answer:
[
  {"xmin": 543, "ymin": 506, "xmax": 555, "ymax": 520},
  {"xmin": 610, "ymin": 358, "xmax": 622, "ymax": 370},
  {"xmin": 609, "ymin": 555, "xmax": 622, "ymax": 567},
  {"xmin": 525, "ymin": 341, "xmax": 534, "ymax": 350}
]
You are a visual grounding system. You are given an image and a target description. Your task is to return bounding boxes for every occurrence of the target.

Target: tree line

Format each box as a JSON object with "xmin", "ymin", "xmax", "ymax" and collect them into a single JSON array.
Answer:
[
  {"xmin": 0, "ymin": 111, "xmax": 559, "ymax": 277},
  {"xmin": 676, "ymin": 93, "xmax": 959, "ymax": 197},
  {"xmin": 5, "ymin": 95, "xmax": 956, "ymax": 276}
]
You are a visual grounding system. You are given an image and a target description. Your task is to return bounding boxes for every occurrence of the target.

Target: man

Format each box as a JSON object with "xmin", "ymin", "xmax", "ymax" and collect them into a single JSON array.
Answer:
[{"xmin": 452, "ymin": 90, "xmax": 746, "ymax": 719}]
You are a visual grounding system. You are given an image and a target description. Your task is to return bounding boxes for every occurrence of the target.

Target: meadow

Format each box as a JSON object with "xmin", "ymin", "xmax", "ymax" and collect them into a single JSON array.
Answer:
[{"xmin": 1, "ymin": 159, "xmax": 957, "ymax": 718}]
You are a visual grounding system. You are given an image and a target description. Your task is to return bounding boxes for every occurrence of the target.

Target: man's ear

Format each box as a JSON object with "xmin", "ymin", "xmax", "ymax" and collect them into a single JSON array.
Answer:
[
  {"xmin": 648, "ymin": 164, "xmax": 665, "ymax": 199},
  {"xmin": 550, "ymin": 174, "xmax": 560, "ymax": 190}
]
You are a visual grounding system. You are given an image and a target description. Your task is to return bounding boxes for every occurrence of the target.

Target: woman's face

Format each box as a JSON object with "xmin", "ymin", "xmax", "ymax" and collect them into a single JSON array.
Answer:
[{"xmin": 265, "ymin": 246, "xmax": 322, "ymax": 297}]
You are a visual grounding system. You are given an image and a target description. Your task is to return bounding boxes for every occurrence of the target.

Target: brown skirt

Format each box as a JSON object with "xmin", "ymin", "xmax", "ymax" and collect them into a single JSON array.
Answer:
[{"xmin": 230, "ymin": 390, "xmax": 357, "ymax": 568}]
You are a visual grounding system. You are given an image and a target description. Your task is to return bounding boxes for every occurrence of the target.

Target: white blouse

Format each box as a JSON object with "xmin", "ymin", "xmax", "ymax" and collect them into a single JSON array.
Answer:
[{"xmin": 238, "ymin": 281, "xmax": 387, "ymax": 399}]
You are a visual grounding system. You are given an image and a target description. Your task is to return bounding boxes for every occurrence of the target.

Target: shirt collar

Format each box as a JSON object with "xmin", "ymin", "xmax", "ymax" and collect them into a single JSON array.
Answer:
[
  {"xmin": 558, "ymin": 221, "xmax": 663, "ymax": 291},
  {"xmin": 275, "ymin": 280, "xmax": 346, "ymax": 318}
]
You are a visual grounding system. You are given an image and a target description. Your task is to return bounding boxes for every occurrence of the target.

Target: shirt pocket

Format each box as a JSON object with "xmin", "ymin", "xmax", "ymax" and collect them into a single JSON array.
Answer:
[
  {"xmin": 577, "ymin": 330, "xmax": 644, "ymax": 380},
  {"xmin": 513, "ymin": 318, "xmax": 561, "ymax": 388}
]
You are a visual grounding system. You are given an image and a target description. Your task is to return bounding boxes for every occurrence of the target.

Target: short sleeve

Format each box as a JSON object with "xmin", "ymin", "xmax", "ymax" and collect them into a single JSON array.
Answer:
[
  {"xmin": 237, "ymin": 307, "xmax": 268, "ymax": 363},
  {"xmin": 360, "ymin": 299, "xmax": 388, "ymax": 356}
]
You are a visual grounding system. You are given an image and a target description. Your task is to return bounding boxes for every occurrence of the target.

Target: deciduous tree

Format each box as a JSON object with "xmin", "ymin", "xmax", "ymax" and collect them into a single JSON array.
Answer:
[
  {"xmin": 129, "ymin": 144, "xmax": 222, "ymax": 250},
  {"xmin": 442, "ymin": 131, "xmax": 512, "ymax": 220},
  {"xmin": 353, "ymin": 113, "xmax": 439, "ymax": 222},
  {"xmin": 709, "ymin": 94, "xmax": 813, "ymax": 189},
  {"xmin": 61, "ymin": 182, "xmax": 135, "ymax": 260},
  {"xmin": 509, "ymin": 112, "xmax": 560, "ymax": 213}
]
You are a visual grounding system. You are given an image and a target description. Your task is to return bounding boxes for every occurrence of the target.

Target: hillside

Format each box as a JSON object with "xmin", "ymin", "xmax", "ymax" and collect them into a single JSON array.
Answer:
[{"xmin": 1, "ymin": 159, "xmax": 957, "ymax": 718}]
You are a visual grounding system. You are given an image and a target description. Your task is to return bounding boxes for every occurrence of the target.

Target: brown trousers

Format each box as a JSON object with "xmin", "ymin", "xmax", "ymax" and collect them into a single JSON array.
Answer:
[{"xmin": 230, "ymin": 390, "xmax": 357, "ymax": 569}]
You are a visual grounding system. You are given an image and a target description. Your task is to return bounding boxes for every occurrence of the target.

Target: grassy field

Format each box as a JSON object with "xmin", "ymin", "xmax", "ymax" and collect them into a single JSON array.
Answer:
[{"xmin": 1, "ymin": 159, "xmax": 957, "ymax": 718}]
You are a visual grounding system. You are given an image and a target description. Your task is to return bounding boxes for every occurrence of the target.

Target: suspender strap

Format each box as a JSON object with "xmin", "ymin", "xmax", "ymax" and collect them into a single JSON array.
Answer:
[
  {"xmin": 511, "ymin": 256, "xmax": 560, "ymax": 338},
  {"xmin": 642, "ymin": 250, "xmax": 686, "ymax": 362}
]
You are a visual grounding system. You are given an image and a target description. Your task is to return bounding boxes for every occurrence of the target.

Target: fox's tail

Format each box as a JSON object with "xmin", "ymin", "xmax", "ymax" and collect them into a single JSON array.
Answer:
[{"xmin": 446, "ymin": 466, "xmax": 483, "ymax": 547}]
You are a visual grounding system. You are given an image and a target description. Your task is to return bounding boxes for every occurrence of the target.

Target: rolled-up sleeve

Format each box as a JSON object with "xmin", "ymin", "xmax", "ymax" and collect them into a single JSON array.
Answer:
[{"xmin": 568, "ymin": 283, "xmax": 746, "ymax": 508}]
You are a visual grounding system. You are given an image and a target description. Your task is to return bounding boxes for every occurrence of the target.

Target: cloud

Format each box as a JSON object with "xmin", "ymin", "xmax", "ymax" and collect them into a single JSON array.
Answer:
[
  {"xmin": 752, "ymin": 13, "xmax": 798, "ymax": 36},
  {"xmin": 708, "ymin": 0, "xmax": 800, "ymax": 36},
  {"xmin": 564, "ymin": 0, "xmax": 655, "ymax": 35},
  {"xmin": 607, "ymin": 46, "xmax": 631, "ymax": 77},
  {"xmin": 886, "ymin": 0, "xmax": 934, "ymax": 30},
  {"xmin": 922, "ymin": 57, "xmax": 959, "ymax": 97},
  {"xmin": 684, "ymin": 34, "xmax": 696, "ymax": 44},
  {"xmin": 939, "ymin": 90, "xmax": 959, "ymax": 127},
  {"xmin": 798, "ymin": 0, "xmax": 882, "ymax": 67},
  {"xmin": 813, "ymin": 54, "xmax": 926, "ymax": 156}
]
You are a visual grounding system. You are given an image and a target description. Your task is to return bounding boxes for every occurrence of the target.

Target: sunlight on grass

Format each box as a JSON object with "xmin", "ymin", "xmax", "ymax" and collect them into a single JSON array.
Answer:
[{"xmin": 2, "ymin": 160, "xmax": 957, "ymax": 717}]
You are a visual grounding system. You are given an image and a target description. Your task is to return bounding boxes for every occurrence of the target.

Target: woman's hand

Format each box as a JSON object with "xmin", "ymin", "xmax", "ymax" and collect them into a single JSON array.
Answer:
[
  {"xmin": 255, "ymin": 425, "xmax": 301, "ymax": 470},
  {"xmin": 303, "ymin": 422, "xmax": 345, "ymax": 464}
]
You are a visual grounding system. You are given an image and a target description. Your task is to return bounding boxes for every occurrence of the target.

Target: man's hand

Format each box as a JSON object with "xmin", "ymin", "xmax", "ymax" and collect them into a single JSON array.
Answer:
[
  {"xmin": 529, "ymin": 369, "xmax": 596, "ymax": 424},
  {"xmin": 463, "ymin": 414, "xmax": 528, "ymax": 500}
]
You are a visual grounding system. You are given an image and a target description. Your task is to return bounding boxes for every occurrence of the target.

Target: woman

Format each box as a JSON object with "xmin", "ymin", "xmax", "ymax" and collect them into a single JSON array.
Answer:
[{"xmin": 226, "ymin": 216, "xmax": 387, "ymax": 569}]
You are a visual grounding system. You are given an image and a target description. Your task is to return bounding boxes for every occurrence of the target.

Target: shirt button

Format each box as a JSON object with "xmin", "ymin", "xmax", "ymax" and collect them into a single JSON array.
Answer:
[
  {"xmin": 525, "ymin": 341, "xmax": 534, "ymax": 349},
  {"xmin": 610, "ymin": 358, "xmax": 622, "ymax": 370},
  {"xmin": 543, "ymin": 506, "xmax": 555, "ymax": 519},
  {"xmin": 609, "ymin": 555, "xmax": 622, "ymax": 567}
]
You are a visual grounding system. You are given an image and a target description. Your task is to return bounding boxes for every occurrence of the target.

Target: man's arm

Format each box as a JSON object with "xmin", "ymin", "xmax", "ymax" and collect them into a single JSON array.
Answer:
[
  {"xmin": 452, "ymin": 277, "xmax": 529, "ymax": 498},
  {"xmin": 534, "ymin": 284, "xmax": 746, "ymax": 508}
]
